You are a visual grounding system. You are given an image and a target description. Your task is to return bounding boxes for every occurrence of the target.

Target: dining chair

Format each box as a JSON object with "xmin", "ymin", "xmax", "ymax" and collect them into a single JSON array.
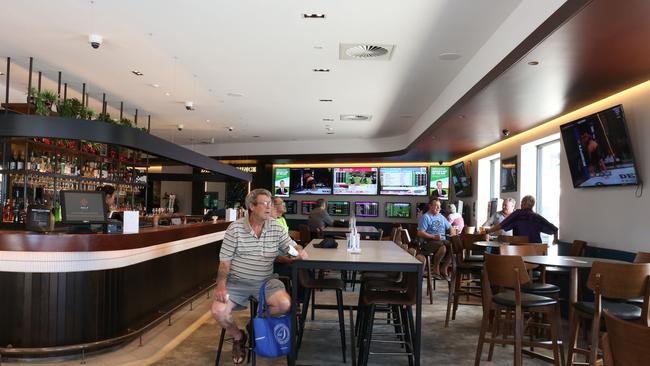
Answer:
[
  {"xmin": 475, "ymin": 253, "xmax": 563, "ymax": 366},
  {"xmin": 460, "ymin": 233, "xmax": 489, "ymax": 262},
  {"xmin": 498, "ymin": 235, "xmax": 529, "ymax": 244},
  {"xmin": 499, "ymin": 244, "xmax": 553, "ymax": 286},
  {"xmin": 601, "ymin": 310, "xmax": 650, "ymax": 366},
  {"xmin": 567, "ymin": 261, "xmax": 650, "ymax": 366},
  {"xmin": 298, "ymin": 224, "xmax": 311, "ymax": 246},
  {"xmin": 445, "ymin": 235, "xmax": 483, "ymax": 327},
  {"xmin": 633, "ymin": 251, "xmax": 650, "ymax": 263}
]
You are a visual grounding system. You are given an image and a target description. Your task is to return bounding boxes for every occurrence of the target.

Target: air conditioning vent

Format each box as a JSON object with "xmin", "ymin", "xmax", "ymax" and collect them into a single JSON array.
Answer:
[
  {"xmin": 340, "ymin": 114, "xmax": 372, "ymax": 121},
  {"xmin": 339, "ymin": 44, "xmax": 394, "ymax": 60}
]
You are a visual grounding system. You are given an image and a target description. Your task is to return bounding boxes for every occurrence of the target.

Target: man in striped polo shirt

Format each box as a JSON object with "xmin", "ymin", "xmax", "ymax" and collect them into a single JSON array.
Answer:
[{"xmin": 211, "ymin": 188, "xmax": 307, "ymax": 364}]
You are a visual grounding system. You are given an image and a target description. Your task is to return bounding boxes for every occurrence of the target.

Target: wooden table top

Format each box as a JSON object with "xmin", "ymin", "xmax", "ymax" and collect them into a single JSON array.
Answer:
[
  {"xmin": 305, "ymin": 239, "xmax": 420, "ymax": 264},
  {"xmin": 523, "ymin": 255, "xmax": 627, "ymax": 268}
]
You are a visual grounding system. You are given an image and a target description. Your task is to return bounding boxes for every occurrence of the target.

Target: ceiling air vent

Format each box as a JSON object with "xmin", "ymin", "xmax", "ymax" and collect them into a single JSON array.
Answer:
[
  {"xmin": 339, "ymin": 44, "xmax": 394, "ymax": 60},
  {"xmin": 340, "ymin": 114, "xmax": 372, "ymax": 121}
]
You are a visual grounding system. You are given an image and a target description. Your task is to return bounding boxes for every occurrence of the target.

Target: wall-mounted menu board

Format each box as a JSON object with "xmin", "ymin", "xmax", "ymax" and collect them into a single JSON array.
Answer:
[
  {"xmin": 379, "ymin": 167, "xmax": 428, "ymax": 196},
  {"xmin": 333, "ymin": 167, "xmax": 378, "ymax": 195}
]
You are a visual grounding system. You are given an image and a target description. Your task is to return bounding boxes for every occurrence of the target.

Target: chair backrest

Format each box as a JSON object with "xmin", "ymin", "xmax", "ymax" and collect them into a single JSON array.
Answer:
[
  {"xmin": 499, "ymin": 244, "xmax": 548, "ymax": 256},
  {"xmin": 400, "ymin": 229, "xmax": 412, "ymax": 245},
  {"xmin": 570, "ymin": 239, "xmax": 587, "ymax": 256},
  {"xmin": 587, "ymin": 262, "xmax": 650, "ymax": 299},
  {"xmin": 375, "ymin": 228, "xmax": 383, "ymax": 241},
  {"xmin": 634, "ymin": 251, "xmax": 650, "ymax": 263},
  {"xmin": 407, "ymin": 247, "xmax": 417, "ymax": 257},
  {"xmin": 483, "ymin": 253, "xmax": 531, "ymax": 288},
  {"xmin": 298, "ymin": 224, "xmax": 311, "ymax": 245},
  {"xmin": 498, "ymin": 235, "xmax": 529, "ymax": 244},
  {"xmin": 603, "ymin": 311, "xmax": 650, "ymax": 366},
  {"xmin": 460, "ymin": 233, "xmax": 489, "ymax": 250}
]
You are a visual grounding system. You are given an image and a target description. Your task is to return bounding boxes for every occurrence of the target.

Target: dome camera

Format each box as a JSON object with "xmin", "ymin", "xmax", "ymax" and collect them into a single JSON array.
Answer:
[
  {"xmin": 438, "ymin": 161, "xmax": 443, "ymax": 166},
  {"xmin": 88, "ymin": 34, "xmax": 103, "ymax": 49},
  {"xmin": 177, "ymin": 124, "xmax": 184, "ymax": 131},
  {"xmin": 184, "ymin": 101, "xmax": 194, "ymax": 111},
  {"xmin": 502, "ymin": 129, "xmax": 511, "ymax": 137}
]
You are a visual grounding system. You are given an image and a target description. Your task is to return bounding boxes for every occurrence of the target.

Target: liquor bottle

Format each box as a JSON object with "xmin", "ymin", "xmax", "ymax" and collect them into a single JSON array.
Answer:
[
  {"xmin": 53, "ymin": 200, "xmax": 61, "ymax": 222},
  {"xmin": 9, "ymin": 153, "xmax": 17, "ymax": 170},
  {"xmin": 13, "ymin": 196, "xmax": 20, "ymax": 224},
  {"xmin": 16, "ymin": 152, "xmax": 24, "ymax": 170}
]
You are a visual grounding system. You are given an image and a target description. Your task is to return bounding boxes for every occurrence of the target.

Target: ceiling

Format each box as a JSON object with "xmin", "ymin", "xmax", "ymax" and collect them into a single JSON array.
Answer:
[{"xmin": 0, "ymin": 0, "xmax": 574, "ymax": 161}]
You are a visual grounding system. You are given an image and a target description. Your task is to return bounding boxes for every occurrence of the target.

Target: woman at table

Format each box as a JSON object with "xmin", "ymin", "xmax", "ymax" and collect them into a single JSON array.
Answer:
[
  {"xmin": 417, "ymin": 198, "xmax": 452, "ymax": 279},
  {"xmin": 446, "ymin": 203, "xmax": 464, "ymax": 234}
]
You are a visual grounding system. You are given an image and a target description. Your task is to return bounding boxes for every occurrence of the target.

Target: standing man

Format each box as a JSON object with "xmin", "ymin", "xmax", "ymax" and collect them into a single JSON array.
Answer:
[
  {"xmin": 488, "ymin": 195, "xmax": 558, "ymax": 243},
  {"xmin": 482, "ymin": 197, "xmax": 516, "ymax": 236},
  {"xmin": 307, "ymin": 198, "xmax": 333, "ymax": 239},
  {"xmin": 431, "ymin": 180, "xmax": 447, "ymax": 199},
  {"xmin": 417, "ymin": 198, "xmax": 452, "ymax": 279},
  {"xmin": 211, "ymin": 189, "xmax": 307, "ymax": 364}
]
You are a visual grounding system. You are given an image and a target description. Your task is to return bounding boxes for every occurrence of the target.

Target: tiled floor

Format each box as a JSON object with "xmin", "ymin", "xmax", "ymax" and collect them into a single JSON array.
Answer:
[{"xmin": 5, "ymin": 281, "xmax": 562, "ymax": 366}]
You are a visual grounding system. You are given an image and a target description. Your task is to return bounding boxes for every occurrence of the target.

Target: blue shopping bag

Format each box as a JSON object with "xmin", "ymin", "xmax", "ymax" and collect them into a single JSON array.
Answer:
[{"xmin": 253, "ymin": 280, "xmax": 292, "ymax": 358}]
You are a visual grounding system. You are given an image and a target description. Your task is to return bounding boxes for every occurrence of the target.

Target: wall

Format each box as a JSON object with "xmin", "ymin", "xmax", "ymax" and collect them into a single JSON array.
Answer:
[
  {"xmin": 160, "ymin": 166, "xmax": 193, "ymax": 214},
  {"xmin": 451, "ymin": 80, "xmax": 650, "ymax": 252}
]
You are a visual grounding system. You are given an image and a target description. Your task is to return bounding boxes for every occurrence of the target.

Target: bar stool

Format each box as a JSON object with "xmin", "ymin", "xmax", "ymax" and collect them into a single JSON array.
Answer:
[
  {"xmin": 602, "ymin": 311, "xmax": 650, "ymax": 366},
  {"xmin": 215, "ymin": 296, "xmax": 258, "ymax": 366},
  {"xmin": 446, "ymin": 235, "xmax": 483, "ymax": 327}
]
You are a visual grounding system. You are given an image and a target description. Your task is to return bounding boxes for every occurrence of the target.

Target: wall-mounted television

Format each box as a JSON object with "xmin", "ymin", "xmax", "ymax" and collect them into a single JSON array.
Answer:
[
  {"xmin": 386, "ymin": 202, "xmax": 412, "ymax": 218},
  {"xmin": 379, "ymin": 167, "xmax": 428, "ymax": 196},
  {"xmin": 273, "ymin": 168, "xmax": 291, "ymax": 197},
  {"xmin": 284, "ymin": 200, "xmax": 298, "ymax": 215},
  {"xmin": 429, "ymin": 166, "xmax": 450, "ymax": 199},
  {"xmin": 354, "ymin": 201, "xmax": 379, "ymax": 217},
  {"xmin": 333, "ymin": 167, "xmax": 378, "ymax": 195},
  {"xmin": 60, "ymin": 190, "xmax": 107, "ymax": 224},
  {"xmin": 327, "ymin": 201, "xmax": 350, "ymax": 216},
  {"xmin": 451, "ymin": 162, "xmax": 472, "ymax": 197},
  {"xmin": 290, "ymin": 168, "xmax": 333, "ymax": 194},
  {"xmin": 301, "ymin": 200, "xmax": 319, "ymax": 215},
  {"xmin": 560, "ymin": 104, "xmax": 639, "ymax": 188}
]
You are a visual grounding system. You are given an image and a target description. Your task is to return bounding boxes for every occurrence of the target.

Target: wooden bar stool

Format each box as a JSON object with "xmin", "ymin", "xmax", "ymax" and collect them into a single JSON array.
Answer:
[
  {"xmin": 445, "ymin": 235, "xmax": 483, "ymax": 327},
  {"xmin": 602, "ymin": 311, "xmax": 650, "ymax": 366},
  {"xmin": 215, "ymin": 297, "xmax": 258, "ymax": 366}
]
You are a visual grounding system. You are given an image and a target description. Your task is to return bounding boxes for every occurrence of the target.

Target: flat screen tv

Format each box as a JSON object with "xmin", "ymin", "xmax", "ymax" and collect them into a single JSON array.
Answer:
[
  {"xmin": 354, "ymin": 201, "xmax": 379, "ymax": 217},
  {"xmin": 379, "ymin": 167, "xmax": 428, "ymax": 196},
  {"xmin": 273, "ymin": 167, "xmax": 291, "ymax": 197},
  {"xmin": 327, "ymin": 201, "xmax": 351, "ymax": 216},
  {"xmin": 429, "ymin": 166, "xmax": 450, "ymax": 199},
  {"xmin": 560, "ymin": 104, "xmax": 639, "ymax": 188},
  {"xmin": 284, "ymin": 200, "xmax": 298, "ymax": 215},
  {"xmin": 301, "ymin": 200, "xmax": 319, "ymax": 215},
  {"xmin": 386, "ymin": 202, "xmax": 412, "ymax": 218},
  {"xmin": 60, "ymin": 190, "xmax": 107, "ymax": 224},
  {"xmin": 333, "ymin": 167, "xmax": 378, "ymax": 195},
  {"xmin": 451, "ymin": 162, "xmax": 472, "ymax": 197},
  {"xmin": 290, "ymin": 168, "xmax": 333, "ymax": 194}
]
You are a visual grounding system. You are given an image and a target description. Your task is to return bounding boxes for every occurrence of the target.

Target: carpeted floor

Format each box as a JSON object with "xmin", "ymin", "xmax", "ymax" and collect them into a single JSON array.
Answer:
[{"xmin": 153, "ymin": 281, "xmax": 557, "ymax": 366}]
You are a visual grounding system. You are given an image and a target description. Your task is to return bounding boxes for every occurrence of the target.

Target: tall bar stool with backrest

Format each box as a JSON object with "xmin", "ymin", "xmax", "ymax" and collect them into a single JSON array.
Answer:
[
  {"xmin": 475, "ymin": 253, "xmax": 563, "ymax": 366},
  {"xmin": 566, "ymin": 261, "xmax": 650, "ymax": 366},
  {"xmin": 215, "ymin": 297, "xmax": 258, "ymax": 366},
  {"xmin": 445, "ymin": 235, "xmax": 483, "ymax": 327},
  {"xmin": 298, "ymin": 224, "xmax": 312, "ymax": 246},
  {"xmin": 461, "ymin": 233, "xmax": 489, "ymax": 262},
  {"xmin": 499, "ymin": 244, "xmax": 557, "ymax": 293},
  {"xmin": 601, "ymin": 311, "xmax": 650, "ymax": 366}
]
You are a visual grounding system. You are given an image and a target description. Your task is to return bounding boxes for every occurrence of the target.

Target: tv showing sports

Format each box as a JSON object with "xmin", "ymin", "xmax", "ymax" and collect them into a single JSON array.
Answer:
[
  {"xmin": 290, "ymin": 168, "xmax": 333, "ymax": 194},
  {"xmin": 386, "ymin": 202, "xmax": 412, "ymax": 218},
  {"xmin": 451, "ymin": 162, "xmax": 472, "ymax": 197},
  {"xmin": 327, "ymin": 201, "xmax": 351, "ymax": 216},
  {"xmin": 333, "ymin": 167, "xmax": 378, "ymax": 195},
  {"xmin": 379, "ymin": 167, "xmax": 428, "ymax": 196},
  {"xmin": 301, "ymin": 200, "xmax": 319, "ymax": 215},
  {"xmin": 273, "ymin": 168, "xmax": 290, "ymax": 197},
  {"xmin": 429, "ymin": 166, "xmax": 450, "ymax": 199},
  {"xmin": 284, "ymin": 200, "xmax": 298, "ymax": 215},
  {"xmin": 60, "ymin": 190, "xmax": 107, "ymax": 224},
  {"xmin": 354, "ymin": 201, "xmax": 379, "ymax": 217},
  {"xmin": 560, "ymin": 104, "xmax": 639, "ymax": 188}
]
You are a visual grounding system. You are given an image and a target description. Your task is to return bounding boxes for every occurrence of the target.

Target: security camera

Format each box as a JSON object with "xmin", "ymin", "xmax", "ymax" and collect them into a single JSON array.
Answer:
[
  {"xmin": 184, "ymin": 101, "xmax": 194, "ymax": 111},
  {"xmin": 438, "ymin": 161, "xmax": 443, "ymax": 166},
  {"xmin": 177, "ymin": 124, "xmax": 184, "ymax": 131},
  {"xmin": 88, "ymin": 34, "xmax": 103, "ymax": 49},
  {"xmin": 502, "ymin": 129, "xmax": 511, "ymax": 137}
]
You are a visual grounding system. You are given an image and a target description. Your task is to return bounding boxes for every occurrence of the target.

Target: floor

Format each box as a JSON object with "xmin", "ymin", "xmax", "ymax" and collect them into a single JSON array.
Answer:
[{"xmin": 4, "ymin": 281, "xmax": 562, "ymax": 366}]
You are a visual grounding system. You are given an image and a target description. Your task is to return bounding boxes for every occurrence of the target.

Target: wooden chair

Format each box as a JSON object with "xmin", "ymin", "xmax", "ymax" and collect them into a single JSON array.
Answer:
[
  {"xmin": 298, "ymin": 224, "xmax": 312, "ymax": 246},
  {"xmin": 602, "ymin": 311, "xmax": 650, "ymax": 366},
  {"xmin": 498, "ymin": 235, "xmax": 529, "ymax": 244},
  {"xmin": 475, "ymin": 253, "xmax": 563, "ymax": 366},
  {"xmin": 445, "ymin": 235, "xmax": 483, "ymax": 327},
  {"xmin": 460, "ymin": 233, "xmax": 489, "ymax": 262},
  {"xmin": 634, "ymin": 251, "xmax": 650, "ymax": 263},
  {"xmin": 567, "ymin": 261, "xmax": 650, "ymax": 366},
  {"xmin": 499, "ymin": 244, "xmax": 551, "ymax": 284}
]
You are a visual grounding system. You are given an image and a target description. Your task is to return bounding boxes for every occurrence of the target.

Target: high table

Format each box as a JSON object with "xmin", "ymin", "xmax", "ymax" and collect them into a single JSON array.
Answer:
[
  {"xmin": 321, "ymin": 226, "xmax": 381, "ymax": 240},
  {"xmin": 522, "ymin": 256, "xmax": 626, "ymax": 324},
  {"xmin": 290, "ymin": 240, "xmax": 423, "ymax": 366}
]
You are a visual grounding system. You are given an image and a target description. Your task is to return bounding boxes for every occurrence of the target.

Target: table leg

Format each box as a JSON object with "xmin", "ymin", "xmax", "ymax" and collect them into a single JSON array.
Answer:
[
  {"xmin": 415, "ymin": 268, "xmax": 422, "ymax": 366},
  {"xmin": 289, "ymin": 264, "xmax": 298, "ymax": 366},
  {"xmin": 569, "ymin": 267, "xmax": 578, "ymax": 327}
]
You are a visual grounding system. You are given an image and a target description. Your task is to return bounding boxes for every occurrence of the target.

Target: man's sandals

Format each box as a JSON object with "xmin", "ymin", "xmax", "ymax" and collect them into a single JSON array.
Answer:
[{"xmin": 232, "ymin": 330, "xmax": 248, "ymax": 364}]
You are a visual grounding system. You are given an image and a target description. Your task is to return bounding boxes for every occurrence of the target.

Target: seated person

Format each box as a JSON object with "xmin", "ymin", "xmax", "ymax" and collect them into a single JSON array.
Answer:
[
  {"xmin": 417, "ymin": 198, "xmax": 452, "ymax": 279},
  {"xmin": 307, "ymin": 198, "xmax": 333, "ymax": 238},
  {"xmin": 446, "ymin": 203, "xmax": 464, "ymax": 234},
  {"xmin": 482, "ymin": 197, "xmax": 515, "ymax": 236}
]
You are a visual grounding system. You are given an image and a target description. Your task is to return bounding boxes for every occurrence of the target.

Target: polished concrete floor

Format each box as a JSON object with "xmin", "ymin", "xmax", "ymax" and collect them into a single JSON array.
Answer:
[{"xmin": 7, "ymin": 281, "xmax": 560, "ymax": 366}]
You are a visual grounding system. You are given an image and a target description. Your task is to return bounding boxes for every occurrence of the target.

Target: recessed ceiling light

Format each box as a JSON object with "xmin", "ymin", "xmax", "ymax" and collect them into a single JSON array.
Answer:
[
  {"xmin": 319, "ymin": 99, "xmax": 333, "ymax": 102},
  {"xmin": 313, "ymin": 46, "xmax": 324, "ymax": 50},
  {"xmin": 325, "ymin": 127, "xmax": 334, "ymax": 131},
  {"xmin": 459, "ymin": 114, "xmax": 466, "ymax": 119},
  {"xmin": 227, "ymin": 92, "xmax": 244, "ymax": 97},
  {"xmin": 340, "ymin": 114, "xmax": 372, "ymax": 121},
  {"xmin": 326, "ymin": 132, "xmax": 335, "ymax": 135},
  {"xmin": 150, "ymin": 83, "xmax": 159, "ymax": 88},
  {"xmin": 164, "ymin": 92, "xmax": 171, "ymax": 96},
  {"xmin": 438, "ymin": 52, "xmax": 462, "ymax": 61},
  {"xmin": 527, "ymin": 61, "xmax": 540, "ymax": 66},
  {"xmin": 303, "ymin": 13, "xmax": 325, "ymax": 19},
  {"xmin": 131, "ymin": 70, "xmax": 144, "ymax": 76},
  {"xmin": 206, "ymin": 119, "xmax": 211, "ymax": 123},
  {"xmin": 252, "ymin": 135, "xmax": 260, "ymax": 138},
  {"xmin": 313, "ymin": 68, "xmax": 330, "ymax": 72},
  {"xmin": 322, "ymin": 118, "xmax": 334, "ymax": 121}
]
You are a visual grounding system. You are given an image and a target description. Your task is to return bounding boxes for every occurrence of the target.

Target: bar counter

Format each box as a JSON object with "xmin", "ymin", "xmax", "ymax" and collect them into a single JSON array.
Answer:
[{"xmin": 0, "ymin": 221, "xmax": 229, "ymax": 355}]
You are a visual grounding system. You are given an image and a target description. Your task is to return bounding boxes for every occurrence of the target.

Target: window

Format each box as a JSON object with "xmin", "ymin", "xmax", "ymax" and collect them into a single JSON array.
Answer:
[
  {"xmin": 489, "ymin": 157, "xmax": 500, "ymax": 199},
  {"xmin": 536, "ymin": 139, "xmax": 561, "ymax": 241}
]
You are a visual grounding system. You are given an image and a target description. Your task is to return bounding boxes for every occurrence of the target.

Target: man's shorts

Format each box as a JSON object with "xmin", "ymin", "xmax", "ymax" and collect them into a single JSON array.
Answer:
[
  {"xmin": 420, "ymin": 239, "xmax": 449, "ymax": 256},
  {"xmin": 227, "ymin": 275, "xmax": 286, "ymax": 307}
]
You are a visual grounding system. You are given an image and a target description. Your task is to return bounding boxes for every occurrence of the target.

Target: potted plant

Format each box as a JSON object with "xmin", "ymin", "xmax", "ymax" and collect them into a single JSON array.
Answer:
[{"xmin": 29, "ymin": 88, "xmax": 60, "ymax": 116}]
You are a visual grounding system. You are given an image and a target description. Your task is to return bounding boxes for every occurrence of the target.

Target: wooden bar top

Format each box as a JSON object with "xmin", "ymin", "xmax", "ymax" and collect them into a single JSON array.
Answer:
[{"xmin": 0, "ymin": 221, "xmax": 231, "ymax": 252}]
